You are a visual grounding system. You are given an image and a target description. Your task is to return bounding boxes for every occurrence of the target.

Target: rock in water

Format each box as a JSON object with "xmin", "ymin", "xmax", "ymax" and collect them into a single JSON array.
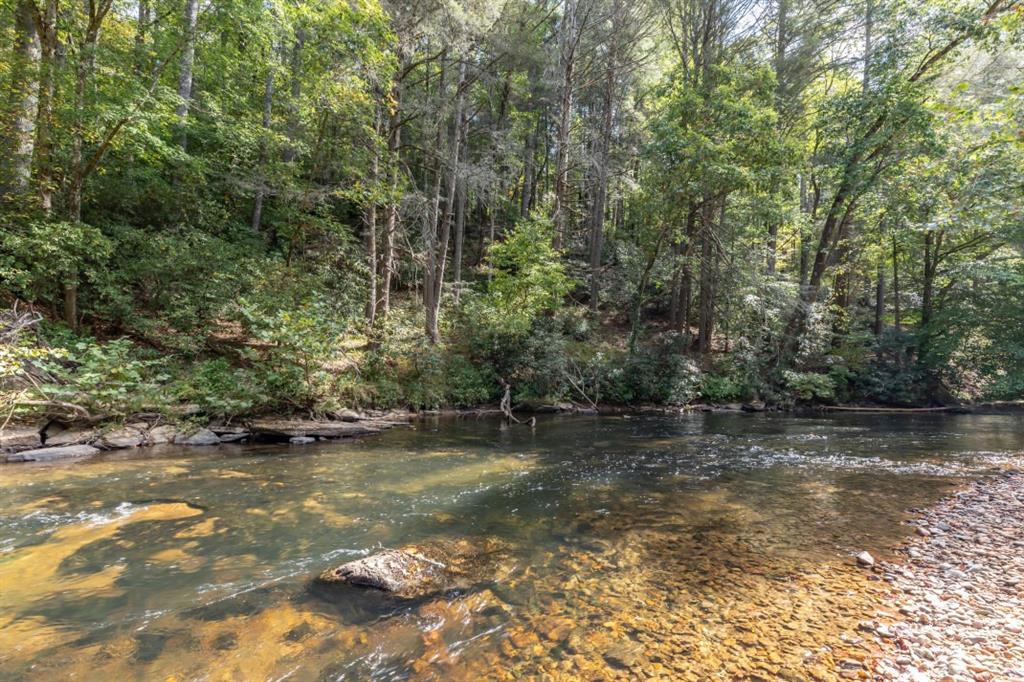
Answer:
[
  {"xmin": 856, "ymin": 551, "xmax": 875, "ymax": 567},
  {"xmin": 5, "ymin": 444, "xmax": 100, "ymax": 463},
  {"xmin": 321, "ymin": 549, "xmax": 447, "ymax": 594},
  {"xmin": 318, "ymin": 538, "xmax": 512, "ymax": 599}
]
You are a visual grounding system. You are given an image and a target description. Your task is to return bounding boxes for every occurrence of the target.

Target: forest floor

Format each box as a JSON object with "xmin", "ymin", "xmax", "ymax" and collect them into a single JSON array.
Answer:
[{"xmin": 863, "ymin": 471, "xmax": 1024, "ymax": 681}]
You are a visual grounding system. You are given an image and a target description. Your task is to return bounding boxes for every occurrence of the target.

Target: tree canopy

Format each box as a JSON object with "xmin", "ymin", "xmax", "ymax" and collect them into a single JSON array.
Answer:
[{"xmin": 1, "ymin": 0, "xmax": 1022, "ymax": 417}]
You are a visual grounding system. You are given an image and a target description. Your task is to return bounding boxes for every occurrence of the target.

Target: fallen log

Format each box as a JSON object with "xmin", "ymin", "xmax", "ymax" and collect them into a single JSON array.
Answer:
[{"xmin": 821, "ymin": 405, "xmax": 962, "ymax": 413}]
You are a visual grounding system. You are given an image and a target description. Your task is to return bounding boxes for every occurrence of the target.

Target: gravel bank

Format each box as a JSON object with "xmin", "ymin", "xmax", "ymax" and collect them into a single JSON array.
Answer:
[{"xmin": 868, "ymin": 470, "xmax": 1024, "ymax": 681}]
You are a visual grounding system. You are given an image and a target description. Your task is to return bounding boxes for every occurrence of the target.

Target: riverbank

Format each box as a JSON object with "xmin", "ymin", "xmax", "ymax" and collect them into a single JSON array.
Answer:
[
  {"xmin": 0, "ymin": 411, "xmax": 414, "ymax": 463},
  {"xmin": 860, "ymin": 470, "xmax": 1024, "ymax": 681},
  {"xmin": 4, "ymin": 400, "xmax": 1022, "ymax": 464}
]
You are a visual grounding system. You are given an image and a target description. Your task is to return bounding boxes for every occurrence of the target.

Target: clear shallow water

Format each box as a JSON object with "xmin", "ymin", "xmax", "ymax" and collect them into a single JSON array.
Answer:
[{"xmin": 1, "ymin": 413, "xmax": 1022, "ymax": 680}]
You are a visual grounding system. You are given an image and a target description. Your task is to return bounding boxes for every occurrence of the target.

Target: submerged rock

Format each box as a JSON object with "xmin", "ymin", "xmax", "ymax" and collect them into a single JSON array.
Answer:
[
  {"xmin": 856, "ymin": 551, "xmax": 875, "ymax": 567},
  {"xmin": 318, "ymin": 537, "xmax": 512, "ymax": 599},
  {"xmin": 5, "ymin": 444, "xmax": 100, "ymax": 463}
]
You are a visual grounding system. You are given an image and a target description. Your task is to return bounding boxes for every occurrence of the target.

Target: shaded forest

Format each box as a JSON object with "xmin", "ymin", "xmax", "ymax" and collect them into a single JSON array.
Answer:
[{"xmin": 1, "ymin": 0, "xmax": 1022, "ymax": 419}]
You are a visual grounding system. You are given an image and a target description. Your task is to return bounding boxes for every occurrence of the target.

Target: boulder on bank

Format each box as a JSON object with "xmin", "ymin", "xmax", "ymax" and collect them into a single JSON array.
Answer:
[
  {"xmin": 148, "ymin": 424, "xmax": 177, "ymax": 444},
  {"xmin": 98, "ymin": 423, "xmax": 149, "ymax": 449},
  {"xmin": 0, "ymin": 426, "xmax": 41, "ymax": 452},
  {"xmin": 318, "ymin": 537, "xmax": 513, "ymax": 599},
  {"xmin": 5, "ymin": 444, "xmax": 100, "ymax": 463},
  {"xmin": 45, "ymin": 426, "xmax": 97, "ymax": 447},
  {"xmin": 175, "ymin": 428, "xmax": 221, "ymax": 446}
]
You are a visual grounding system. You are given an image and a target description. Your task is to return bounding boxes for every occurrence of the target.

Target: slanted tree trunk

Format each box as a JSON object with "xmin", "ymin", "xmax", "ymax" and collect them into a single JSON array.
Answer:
[
  {"xmin": 176, "ymin": 0, "xmax": 199, "ymax": 150},
  {"xmin": 780, "ymin": 0, "xmax": 1008, "ymax": 361}
]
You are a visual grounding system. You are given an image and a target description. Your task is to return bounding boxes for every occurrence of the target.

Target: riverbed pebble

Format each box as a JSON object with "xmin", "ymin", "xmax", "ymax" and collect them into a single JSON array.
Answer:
[{"xmin": 868, "ymin": 471, "xmax": 1024, "ymax": 682}]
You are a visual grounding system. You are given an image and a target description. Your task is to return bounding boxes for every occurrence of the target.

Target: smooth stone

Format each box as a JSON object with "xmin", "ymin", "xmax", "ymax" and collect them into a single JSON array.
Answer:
[
  {"xmin": 603, "ymin": 643, "xmax": 642, "ymax": 669},
  {"xmin": 99, "ymin": 425, "xmax": 148, "ymax": 449},
  {"xmin": 6, "ymin": 444, "xmax": 100, "ymax": 462},
  {"xmin": 289, "ymin": 436, "xmax": 315, "ymax": 445},
  {"xmin": 176, "ymin": 428, "xmax": 220, "ymax": 446},
  {"xmin": 857, "ymin": 551, "xmax": 876, "ymax": 567},
  {"xmin": 219, "ymin": 432, "xmax": 251, "ymax": 443},
  {"xmin": 0, "ymin": 426, "xmax": 42, "ymax": 451},
  {"xmin": 148, "ymin": 425, "xmax": 177, "ymax": 444},
  {"xmin": 44, "ymin": 427, "xmax": 97, "ymax": 447},
  {"xmin": 319, "ymin": 538, "xmax": 512, "ymax": 599}
]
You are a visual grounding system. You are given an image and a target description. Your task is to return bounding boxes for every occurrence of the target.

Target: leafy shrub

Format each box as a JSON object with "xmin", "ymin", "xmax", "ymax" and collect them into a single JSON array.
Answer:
[
  {"xmin": 236, "ymin": 296, "xmax": 347, "ymax": 412},
  {"xmin": 700, "ymin": 374, "xmax": 745, "ymax": 402},
  {"xmin": 467, "ymin": 217, "xmax": 572, "ymax": 335},
  {"xmin": 40, "ymin": 337, "xmax": 171, "ymax": 417},
  {"xmin": 781, "ymin": 369, "xmax": 835, "ymax": 402},
  {"xmin": 175, "ymin": 358, "xmax": 259, "ymax": 421}
]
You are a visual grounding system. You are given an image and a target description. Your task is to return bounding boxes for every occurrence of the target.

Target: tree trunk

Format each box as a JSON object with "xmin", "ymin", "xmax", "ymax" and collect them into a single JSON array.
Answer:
[
  {"xmin": 922, "ymin": 230, "xmax": 940, "ymax": 327},
  {"xmin": 34, "ymin": 0, "xmax": 57, "ymax": 214},
  {"xmin": 552, "ymin": 0, "xmax": 578, "ymax": 250},
  {"xmin": 892, "ymin": 235, "xmax": 901, "ymax": 333},
  {"xmin": 64, "ymin": 6, "xmax": 106, "ymax": 328},
  {"xmin": 680, "ymin": 206, "xmax": 698, "ymax": 333},
  {"xmin": 282, "ymin": 30, "xmax": 305, "ymax": 163},
  {"xmin": 874, "ymin": 261, "xmax": 884, "ymax": 337},
  {"xmin": 424, "ymin": 59, "xmax": 466, "ymax": 343},
  {"xmin": 379, "ymin": 76, "xmax": 402, "ymax": 318},
  {"xmin": 452, "ymin": 167, "xmax": 466, "ymax": 300},
  {"xmin": 669, "ymin": 205, "xmax": 696, "ymax": 332},
  {"xmin": 365, "ymin": 105, "xmax": 382, "ymax": 325},
  {"xmin": 520, "ymin": 117, "xmax": 539, "ymax": 217},
  {"xmin": 697, "ymin": 197, "xmax": 722, "ymax": 354},
  {"xmin": 251, "ymin": 62, "xmax": 274, "ymax": 233},
  {"xmin": 135, "ymin": 0, "xmax": 150, "ymax": 73},
  {"xmin": 3, "ymin": 0, "xmax": 40, "ymax": 199},
  {"xmin": 588, "ymin": 0, "xmax": 620, "ymax": 314},
  {"xmin": 176, "ymin": 0, "xmax": 199, "ymax": 150}
]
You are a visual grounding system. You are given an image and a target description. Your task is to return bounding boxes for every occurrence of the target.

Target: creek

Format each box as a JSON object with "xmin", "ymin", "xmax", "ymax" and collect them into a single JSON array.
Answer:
[{"xmin": 1, "ymin": 413, "xmax": 1022, "ymax": 680}]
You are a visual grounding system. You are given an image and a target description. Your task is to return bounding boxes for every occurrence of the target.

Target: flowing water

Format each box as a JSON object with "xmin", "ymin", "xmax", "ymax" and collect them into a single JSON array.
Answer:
[{"xmin": 1, "ymin": 413, "xmax": 1022, "ymax": 681}]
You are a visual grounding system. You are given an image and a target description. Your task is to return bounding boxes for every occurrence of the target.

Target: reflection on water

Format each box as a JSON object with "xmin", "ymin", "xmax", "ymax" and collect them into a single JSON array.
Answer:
[{"xmin": 1, "ymin": 413, "xmax": 1022, "ymax": 680}]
